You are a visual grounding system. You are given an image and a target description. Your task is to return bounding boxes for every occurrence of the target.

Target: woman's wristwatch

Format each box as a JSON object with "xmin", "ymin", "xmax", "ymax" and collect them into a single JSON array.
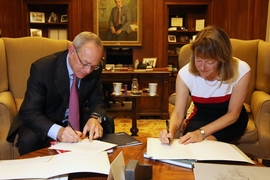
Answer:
[
  {"xmin": 199, "ymin": 129, "xmax": 206, "ymax": 139},
  {"xmin": 90, "ymin": 113, "xmax": 102, "ymax": 123}
]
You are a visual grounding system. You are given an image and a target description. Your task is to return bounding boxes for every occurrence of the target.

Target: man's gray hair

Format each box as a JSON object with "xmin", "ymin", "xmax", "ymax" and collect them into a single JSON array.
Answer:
[{"xmin": 72, "ymin": 31, "xmax": 103, "ymax": 51}]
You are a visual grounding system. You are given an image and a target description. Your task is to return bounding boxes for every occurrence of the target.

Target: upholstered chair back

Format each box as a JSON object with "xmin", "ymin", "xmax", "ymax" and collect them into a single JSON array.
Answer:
[{"xmin": 2, "ymin": 37, "xmax": 71, "ymax": 110}]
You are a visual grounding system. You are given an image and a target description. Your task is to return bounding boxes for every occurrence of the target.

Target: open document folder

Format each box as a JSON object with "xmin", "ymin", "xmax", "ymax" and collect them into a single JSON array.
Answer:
[
  {"xmin": 0, "ymin": 151, "xmax": 110, "ymax": 179},
  {"xmin": 0, "ymin": 139, "xmax": 117, "ymax": 179},
  {"xmin": 146, "ymin": 138, "xmax": 254, "ymax": 164}
]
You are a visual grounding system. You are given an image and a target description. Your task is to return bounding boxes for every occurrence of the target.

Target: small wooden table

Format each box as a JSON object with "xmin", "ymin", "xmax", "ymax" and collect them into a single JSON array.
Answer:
[
  {"xmin": 102, "ymin": 70, "xmax": 170, "ymax": 119},
  {"xmin": 111, "ymin": 91, "xmax": 158, "ymax": 136},
  {"xmin": 18, "ymin": 137, "xmax": 195, "ymax": 180}
]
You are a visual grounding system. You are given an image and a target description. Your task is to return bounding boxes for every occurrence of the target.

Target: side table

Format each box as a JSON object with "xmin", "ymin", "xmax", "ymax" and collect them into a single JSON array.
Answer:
[{"xmin": 111, "ymin": 91, "xmax": 158, "ymax": 136}]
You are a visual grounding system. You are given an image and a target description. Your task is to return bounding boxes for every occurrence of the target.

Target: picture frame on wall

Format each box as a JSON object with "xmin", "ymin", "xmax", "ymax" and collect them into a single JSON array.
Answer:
[
  {"xmin": 30, "ymin": 12, "xmax": 45, "ymax": 23},
  {"xmin": 93, "ymin": 0, "xmax": 142, "ymax": 46},
  {"xmin": 143, "ymin": 57, "xmax": 157, "ymax": 68}
]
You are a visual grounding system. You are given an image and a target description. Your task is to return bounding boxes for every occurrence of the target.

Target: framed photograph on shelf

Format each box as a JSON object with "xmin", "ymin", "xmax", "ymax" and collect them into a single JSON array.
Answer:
[
  {"xmin": 171, "ymin": 17, "xmax": 183, "ymax": 27},
  {"xmin": 143, "ymin": 57, "xmax": 157, "ymax": 68},
  {"xmin": 60, "ymin": 14, "xmax": 68, "ymax": 22},
  {"xmin": 93, "ymin": 0, "xmax": 142, "ymax": 46},
  {"xmin": 168, "ymin": 35, "xmax": 176, "ymax": 42},
  {"xmin": 30, "ymin": 29, "xmax": 42, "ymax": 37},
  {"xmin": 30, "ymin": 12, "xmax": 45, "ymax": 23}
]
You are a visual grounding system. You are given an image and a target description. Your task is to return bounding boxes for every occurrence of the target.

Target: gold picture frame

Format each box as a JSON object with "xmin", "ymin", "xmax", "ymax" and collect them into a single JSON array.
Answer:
[
  {"xmin": 30, "ymin": 29, "xmax": 42, "ymax": 37},
  {"xmin": 30, "ymin": 12, "xmax": 45, "ymax": 23},
  {"xmin": 93, "ymin": 0, "xmax": 142, "ymax": 46},
  {"xmin": 143, "ymin": 57, "xmax": 157, "ymax": 68},
  {"xmin": 168, "ymin": 35, "xmax": 176, "ymax": 42}
]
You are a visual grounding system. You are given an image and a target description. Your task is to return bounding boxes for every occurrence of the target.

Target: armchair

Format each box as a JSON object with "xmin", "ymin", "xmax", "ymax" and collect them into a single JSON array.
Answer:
[
  {"xmin": 169, "ymin": 39, "xmax": 270, "ymax": 165},
  {"xmin": 0, "ymin": 37, "xmax": 71, "ymax": 160}
]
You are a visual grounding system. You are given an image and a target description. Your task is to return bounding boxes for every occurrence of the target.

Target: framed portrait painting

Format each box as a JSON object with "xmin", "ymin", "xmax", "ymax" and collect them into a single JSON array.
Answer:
[{"xmin": 93, "ymin": 0, "xmax": 142, "ymax": 46}]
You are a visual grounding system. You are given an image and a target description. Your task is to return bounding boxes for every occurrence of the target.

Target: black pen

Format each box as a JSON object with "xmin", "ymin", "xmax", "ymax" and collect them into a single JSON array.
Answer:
[
  {"xmin": 67, "ymin": 120, "xmax": 81, "ymax": 142},
  {"xmin": 166, "ymin": 119, "xmax": 171, "ymax": 145}
]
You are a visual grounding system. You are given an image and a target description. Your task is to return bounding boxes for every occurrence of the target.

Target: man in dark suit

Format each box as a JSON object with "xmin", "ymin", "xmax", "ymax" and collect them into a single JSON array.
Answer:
[
  {"xmin": 107, "ymin": 0, "xmax": 131, "ymax": 41},
  {"xmin": 6, "ymin": 32, "xmax": 114, "ymax": 155}
]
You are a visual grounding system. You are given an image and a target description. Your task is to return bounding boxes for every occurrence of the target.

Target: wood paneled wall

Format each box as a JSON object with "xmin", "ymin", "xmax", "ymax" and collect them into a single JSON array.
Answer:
[{"xmin": 1, "ymin": 0, "xmax": 268, "ymax": 68}]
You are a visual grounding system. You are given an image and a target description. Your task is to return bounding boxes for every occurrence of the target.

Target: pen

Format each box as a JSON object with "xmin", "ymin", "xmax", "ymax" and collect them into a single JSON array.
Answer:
[
  {"xmin": 166, "ymin": 119, "xmax": 171, "ymax": 145},
  {"xmin": 67, "ymin": 120, "xmax": 81, "ymax": 142}
]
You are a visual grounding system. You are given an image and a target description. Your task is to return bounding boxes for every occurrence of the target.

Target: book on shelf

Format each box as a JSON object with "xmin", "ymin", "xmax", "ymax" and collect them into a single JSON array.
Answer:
[
  {"xmin": 144, "ymin": 152, "xmax": 195, "ymax": 169},
  {"xmin": 146, "ymin": 138, "xmax": 254, "ymax": 165},
  {"xmin": 100, "ymin": 132, "xmax": 142, "ymax": 147}
]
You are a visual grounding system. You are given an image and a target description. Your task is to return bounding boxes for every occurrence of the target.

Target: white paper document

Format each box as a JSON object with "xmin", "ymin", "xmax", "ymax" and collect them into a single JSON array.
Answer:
[
  {"xmin": 0, "ymin": 151, "xmax": 110, "ymax": 179},
  {"xmin": 194, "ymin": 163, "xmax": 270, "ymax": 180},
  {"xmin": 49, "ymin": 138, "xmax": 117, "ymax": 154},
  {"xmin": 146, "ymin": 138, "xmax": 254, "ymax": 164}
]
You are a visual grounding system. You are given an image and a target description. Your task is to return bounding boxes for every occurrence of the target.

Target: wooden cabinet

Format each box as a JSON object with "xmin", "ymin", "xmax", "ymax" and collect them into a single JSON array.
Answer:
[{"xmin": 23, "ymin": 0, "xmax": 70, "ymax": 39}]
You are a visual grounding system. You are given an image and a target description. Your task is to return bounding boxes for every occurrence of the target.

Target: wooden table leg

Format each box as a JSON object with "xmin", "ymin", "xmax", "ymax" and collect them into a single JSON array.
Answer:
[{"xmin": 130, "ymin": 98, "xmax": 139, "ymax": 136}]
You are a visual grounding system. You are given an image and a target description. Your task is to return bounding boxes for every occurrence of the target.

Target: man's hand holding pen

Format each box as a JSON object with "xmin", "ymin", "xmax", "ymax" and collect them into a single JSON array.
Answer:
[{"xmin": 57, "ymin": 125, "xmax": 82, "ymax": 143}]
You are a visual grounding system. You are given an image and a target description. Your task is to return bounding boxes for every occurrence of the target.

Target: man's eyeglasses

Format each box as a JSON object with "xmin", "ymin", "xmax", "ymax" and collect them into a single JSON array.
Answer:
[{"xmin": 75, "ymin": 49, "xmax": 100, "ymax": 70}]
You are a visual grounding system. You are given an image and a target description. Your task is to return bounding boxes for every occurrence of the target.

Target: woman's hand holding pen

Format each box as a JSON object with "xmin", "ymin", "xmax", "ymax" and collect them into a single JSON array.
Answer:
[{"xmin": 159, "ymin": 129, "xmax": 172, "ymax": 144}]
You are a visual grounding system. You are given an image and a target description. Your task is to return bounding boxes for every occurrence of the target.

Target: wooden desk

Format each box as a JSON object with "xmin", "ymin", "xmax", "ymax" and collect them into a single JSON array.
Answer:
[
  {"xmin": 18, "ymin": 137, "xmax": 195, "ymax": 180},
  {"xmin": 111, "ymin": 92, "xmax": 158, "ymax": 136},
  {"xmin": 102, "ymin": 70, "xmax": 170, "ymax": 119}
]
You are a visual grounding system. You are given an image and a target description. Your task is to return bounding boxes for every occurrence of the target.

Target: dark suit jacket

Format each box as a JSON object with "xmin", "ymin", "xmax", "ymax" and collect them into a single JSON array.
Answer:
[
  {"xmin": 7, "ymin": 50, "xmax": 106, "ymax": 142},
  {"xmin": 109, "ymin": 5, "xmax": 131, "ymax": 33}
]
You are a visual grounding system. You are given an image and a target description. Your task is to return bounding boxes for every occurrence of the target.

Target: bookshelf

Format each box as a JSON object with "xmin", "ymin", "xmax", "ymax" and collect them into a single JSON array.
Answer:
[
  {"xmin": 24, "ymin": 1, "xmax": 69, "ymax": 39},
  {"xmin": 167, "ymin": 5, "xmax": 208, "ymax": 70}
]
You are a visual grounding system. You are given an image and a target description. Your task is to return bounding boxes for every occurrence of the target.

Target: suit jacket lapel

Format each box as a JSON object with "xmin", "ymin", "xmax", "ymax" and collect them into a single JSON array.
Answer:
[{"xmin": 55, "ymin": 51, "xmax": 70, "ymax": 106}]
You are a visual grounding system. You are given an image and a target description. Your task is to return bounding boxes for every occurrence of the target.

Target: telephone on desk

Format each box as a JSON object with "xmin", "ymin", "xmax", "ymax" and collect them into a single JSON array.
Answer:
[{"xmin": 137, "ymin": 62, "xmax": 152, "ymax": 69}]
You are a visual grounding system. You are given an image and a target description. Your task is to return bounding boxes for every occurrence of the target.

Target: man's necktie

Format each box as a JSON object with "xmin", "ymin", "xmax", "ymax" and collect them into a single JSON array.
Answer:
[
  {"xmin": 116, "ymin": 8, "xmax": 120, "ymax": 27},
  {"xmin": 68, "ymin": 74, "xmax": 80, "ymax": 130}
]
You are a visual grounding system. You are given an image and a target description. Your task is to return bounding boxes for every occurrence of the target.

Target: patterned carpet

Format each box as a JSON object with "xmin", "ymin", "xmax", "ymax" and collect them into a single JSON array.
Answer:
[
  {"xmin": 110, "ymin": 102, "xmax": 175, "ymax": 137},
  {"xmin": 114, "ymin": 118, "xmax": 166, "ymax": 137}
]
